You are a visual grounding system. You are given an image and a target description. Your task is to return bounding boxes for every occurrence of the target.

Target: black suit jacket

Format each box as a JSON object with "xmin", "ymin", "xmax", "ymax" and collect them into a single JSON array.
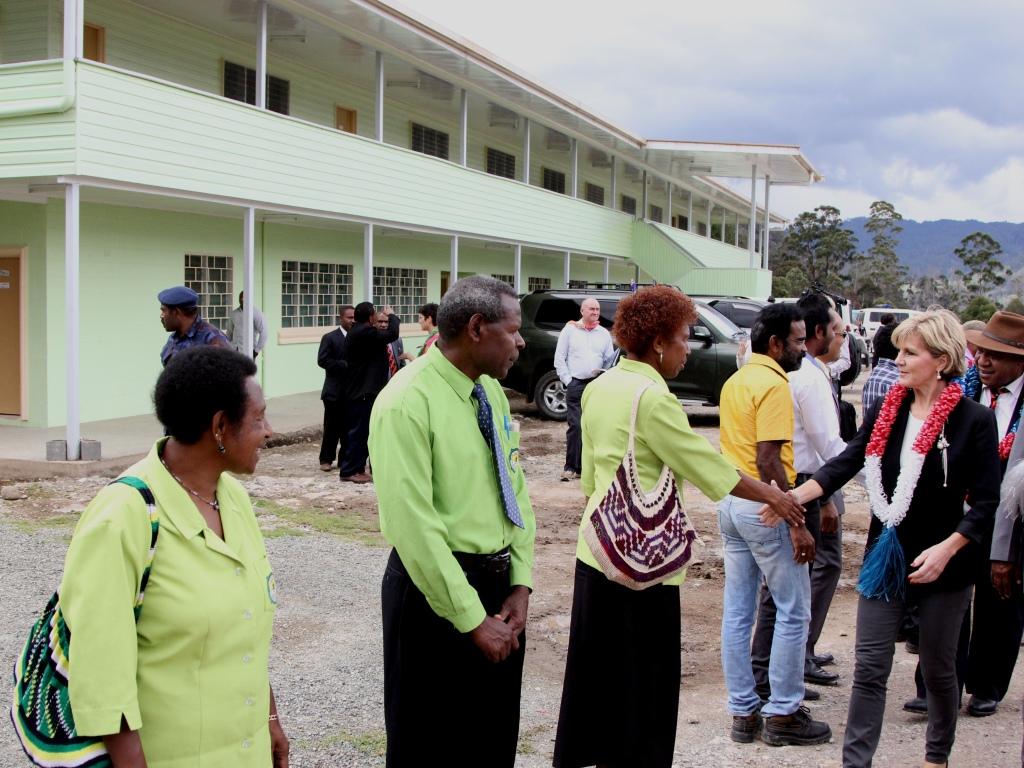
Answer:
[
  {"xmin": 344, "ymin": 315, "xmax": 400, "ymax": 399},
  {"xmin": 318, "ymin": 328, "xmax": 348, "ymax": 402},
  {"xmin": 813, "ymin": 393, "xmax": 1000, "ymax": 593}
]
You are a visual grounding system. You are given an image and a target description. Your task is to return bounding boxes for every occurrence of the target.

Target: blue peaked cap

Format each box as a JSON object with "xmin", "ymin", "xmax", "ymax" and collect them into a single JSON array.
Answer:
[{"xmin": 158, "ymin": 285, "xmax": 199, "ymax": 308}]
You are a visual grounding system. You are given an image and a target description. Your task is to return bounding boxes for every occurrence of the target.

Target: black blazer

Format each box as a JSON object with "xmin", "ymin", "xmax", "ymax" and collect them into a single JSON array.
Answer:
[
  {"xmin": 813, "ymin": 393, "xmax": 1000, "ymax": 593},
  {"xmin": 317, "ymin": 328, "xmax": 348, "ymax": 402},
  {"xmin": 344, "ymin": 315, "xmax": 400, "ymax": 400}
]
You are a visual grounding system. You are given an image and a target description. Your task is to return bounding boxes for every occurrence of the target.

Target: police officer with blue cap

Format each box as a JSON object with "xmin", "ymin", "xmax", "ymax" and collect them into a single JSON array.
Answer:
[{"xmin": 158, "ymin": 285, "xmax": 230, "ymax": 366}]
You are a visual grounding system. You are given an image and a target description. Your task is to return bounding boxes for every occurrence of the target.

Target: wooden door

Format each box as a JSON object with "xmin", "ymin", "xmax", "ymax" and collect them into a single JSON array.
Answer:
[{"xmin": 0, "ymin": 256, "xmax": 21, "ymax": 415}]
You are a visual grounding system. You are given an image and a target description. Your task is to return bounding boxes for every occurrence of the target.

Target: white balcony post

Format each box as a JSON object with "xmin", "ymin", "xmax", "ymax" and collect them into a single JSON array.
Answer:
[
  {"xmin": 705, "ymin": 199, "xmax": 712, "ymax": 238},
  {"xmin": 687, "ymin": 192, "xmax": 693, "ymax": 232},
  {"xmin": 459, "ymin": 88, "xmax": 468, "ymax": 166},
  {"xmin": 63, "ymin": 0, "xmax": 83, "ymax": 60},
  {"xmin": 748, "ymin": 165, "xmax": 758, "ymax": 268},
  {"xmin": 374, "ymin": 51, "xmax": 384, "ymax": 142},
  {"xmin": 734, "ymin": 212, "xmax": 740, "ymax": 246},
  {"xmin": 450, "ymin": 236, "xmax": 459, "ymax": 288},
  {"xmin": 603, "ymin": 258, "xmax": 610, "ymax": 284},
  {"xmin": 563, "ymin": 251, "xmax": 571, "ymax": 288},
  {"xmin": 641, "ymin": 170, "xmax": 648, "ymax": 218},
  {"xmin": 242, "ymin": 208, "xmax": 255, "ymax": 357},
  {"xmin": 666, "ymin": 183, "xmax": 672, "ymax": 226},
  {"xmin": 720, "ymin": 208, "xmax": 726, "ymax": 242},
  {"xmin": 521, "ymin": 118, "xmax": 531, "ymax": 184},
  {"xmin": 570, "ymin": 139, "xmax": 578, "ymax": 198},
  {"xmin": 609, "ymin": 156, "xmax": 617, "ymax": 209},
  {"xmin": 513, "ymin": 244, "xmax": 523, "ymax": 294},
  {"xmin": 65, "ymin": 182, "xmax": 81, "ymax": 460},
  {"xmin": 762, "ymin": 174, "xmax": 772, "ymax": 269},
  {"xmin": 363, "ymin": 223, "xmax": 374, "ymax": 302},
  {"xmin": 255, "ymin": 1, "xmax": 268, "ymax": 109}
]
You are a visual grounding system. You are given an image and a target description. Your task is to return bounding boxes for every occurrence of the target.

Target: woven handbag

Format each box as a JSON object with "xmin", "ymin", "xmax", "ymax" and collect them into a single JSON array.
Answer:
[
  {"xmin": 11, "ymin": 476, "xmax": 159, "ymax": 768},
  {"xmin": 583, "ymin": 381, "xmax": 700, "ymax": 590}
]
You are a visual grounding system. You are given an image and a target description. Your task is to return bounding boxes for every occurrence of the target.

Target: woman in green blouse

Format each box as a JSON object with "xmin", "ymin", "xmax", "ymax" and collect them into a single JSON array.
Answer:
[
  {"xmin": 553, "ymin": 286, "xmax": 804, "ymax": 768},
  {"xmin": 60, "ymin": 346, "xmax": 289, "ymax": 767}
]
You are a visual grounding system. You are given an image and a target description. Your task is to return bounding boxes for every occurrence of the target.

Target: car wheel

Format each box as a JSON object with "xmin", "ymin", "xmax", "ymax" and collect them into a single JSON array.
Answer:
[{"xmin": 534, "ymin": 370, "xmax": 567, "ymax": 421}]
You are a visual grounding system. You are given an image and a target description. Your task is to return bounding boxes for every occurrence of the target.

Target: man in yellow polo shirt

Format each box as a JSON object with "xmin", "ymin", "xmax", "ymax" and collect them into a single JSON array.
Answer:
[
  {"xmin": 369, "ymin": 276, "xmax": 535, "ymax": 768},
  {"xmin": 717, "ymin": 302, "xmax": 831, "ymax": 747}
]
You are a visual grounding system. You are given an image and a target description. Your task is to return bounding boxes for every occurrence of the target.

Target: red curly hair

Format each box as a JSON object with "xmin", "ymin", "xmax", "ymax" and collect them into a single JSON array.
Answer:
[{"xmin": 613, "ymin": 285, "xmax": 697, "ymax": 356}]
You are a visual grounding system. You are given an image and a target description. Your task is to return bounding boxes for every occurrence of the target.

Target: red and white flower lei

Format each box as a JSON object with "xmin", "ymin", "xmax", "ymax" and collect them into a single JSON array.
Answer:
[{"xmin": 864, "ymin": 383, "xmax": 962, "ymax": 527}]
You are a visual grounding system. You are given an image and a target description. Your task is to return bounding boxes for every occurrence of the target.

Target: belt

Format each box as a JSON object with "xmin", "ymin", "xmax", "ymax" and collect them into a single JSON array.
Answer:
[{"xmin": 452, "ymin": 548, "xmax": 511, "ymax": 575}]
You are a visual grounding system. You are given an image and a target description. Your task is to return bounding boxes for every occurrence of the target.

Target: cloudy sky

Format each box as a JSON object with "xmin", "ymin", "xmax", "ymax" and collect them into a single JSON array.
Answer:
[{"xmin": 418, "ymin": 0, "xmax": 1023, "ymax": 223}]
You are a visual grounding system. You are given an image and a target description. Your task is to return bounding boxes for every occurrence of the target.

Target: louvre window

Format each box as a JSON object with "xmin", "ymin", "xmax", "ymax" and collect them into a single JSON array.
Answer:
[
  {"xmin": 411, "ymin": 123, "xmax": 450, "ymax": 160},
  {"xmin": 528, "ymin": 276, "xmax": 552, "ymax": 292},
  {"xmin": 584, "ymin": 183, "xmax": 605, "ymax": 206},
  {"xmin": 280, "ymin": 261, "xmax": 353, "ymax": 329},
  {"xmin": 492, "ymin": 273, "xmax": 514, "ymax": 287},
  {"xmin": 374, "ymin": 267, "xmax": 428, "ymax": 322},
  {"xmin": 542, "ymin": 168, "xmax": 566, "ymax": 194},
  {"xmin": 223, "ymin": 61, "xmax": 290, "ymax": 115},
  {"xmin": 184, "ymin": 254, "xmax": 233, "ymax": 330},
  {"xmin": 649, "ymin": 204, "xmax": 663, "ymax": 223},
  {"xmin": 486, "ymin": 147, "xmax": 516, "ymax": 179},
  {"xmin": 621, "ymin": 195, "xmax": 637, "ymax": 215}
]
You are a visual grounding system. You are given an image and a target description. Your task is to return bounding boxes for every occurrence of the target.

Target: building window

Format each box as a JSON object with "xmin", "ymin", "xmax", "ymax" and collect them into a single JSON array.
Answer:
[
  {"xmin": 621, "ymin": 195, "xmax": 637, "ymax": 215},
  {"xmin": 184, "ymin": 254, "xmax": 234, "ymax": 330},
  {"xmin": 649, "ymin": 204, "xmax": 663, "ymax": 223},
  {"xmin": 374, "ymin": 266, "xmax": 428, "ymax": 322},
  {"xmin": 584, "ymin": 182, "xmax": 605, "ymax": 206},
  {"xmin": 281, "ymin": 260, "xmax": 353, "ymax": 329},
  {"xmin": 84, "ymin": 23, "xmax": 105, "ymax": 62},
  {"xmin": 411, "ymin": 123, "xmax": 450, "ymax": 160},
  {"xmin": 335, "ymin": 106, "xmax": 357, "ymax": 133},
  {"xmin": 673, "ymin": 215, "xmax": 689, "ymax": 230},
  {"xmin": 223, "ymin": 60, "xmax": 290, "ymax": 115},
  {"xmin": 528, "ymin": 276, "xmax": 551, "ymax": 292},
  {"xmin": 568, "ymin": 279, "xmax": 588, "ymax": 289},
  {"xmin": 486, "ymin": 147, "xmax": 516, "ymax": 179},
  {"xmin": 542, "ymin": 168, "xmax": 566, "ymax": 194},
  {"xmin": 492, "ymin": 273, "xmax": 514, "ymax": 287}
]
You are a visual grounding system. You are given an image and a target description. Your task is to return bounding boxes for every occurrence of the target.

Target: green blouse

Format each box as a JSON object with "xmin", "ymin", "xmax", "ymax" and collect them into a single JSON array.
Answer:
[
  {"xmin": 575, "ymin": 358, "xmax": 740, "ymax": 585},
  {"xmin": 60, "ymin": 439, "xmax": 276, "ymax": 766}
]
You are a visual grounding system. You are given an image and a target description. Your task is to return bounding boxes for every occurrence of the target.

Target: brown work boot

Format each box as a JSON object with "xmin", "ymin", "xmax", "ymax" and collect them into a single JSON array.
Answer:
[
  {"xmin": 341, "ymin": 472, "xmax": 372, "ymax": 484},
  {"xmin": 730, "ymin": 712, "xmax": 762, "ymax": 743},
  {"xmin": 762, "ymin": 706, "xmax": 831, "ymax": 746}
]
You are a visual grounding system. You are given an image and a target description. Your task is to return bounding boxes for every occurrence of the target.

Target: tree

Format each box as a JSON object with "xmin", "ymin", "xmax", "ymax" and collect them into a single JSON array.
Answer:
[
  {"xmin": 772, "ymin": 206, "xmax": 858, "ymax": 296},
  {"xmin": 1004, "ymin": 296, "xmax": 1024, "ymax": 314},
  {"xmin": 961, "ymin": 295, "xmax": 1000, "ymax": 322},
  {"xmin": 850, "ymin": 201, "xmax": 908, "ymax": 306},
  {"xmin": 954, "ymin": 232, "xmax": 1010, "ymax": 296},
  {"xmin": 908, "ymin": 273, "xmax": 967, "ymax": 313}
]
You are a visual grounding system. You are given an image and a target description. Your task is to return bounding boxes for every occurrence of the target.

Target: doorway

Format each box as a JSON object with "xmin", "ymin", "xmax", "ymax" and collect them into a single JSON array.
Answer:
[{"xmin": 0, "ymin": 249, "xmax": 24, "ymax": 416}]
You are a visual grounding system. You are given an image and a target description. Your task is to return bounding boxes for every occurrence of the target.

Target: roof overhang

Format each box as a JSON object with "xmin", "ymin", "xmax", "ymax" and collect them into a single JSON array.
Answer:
[{"xmin": 645, "ymin": 140, "xmax": 823, "ymax": 185}]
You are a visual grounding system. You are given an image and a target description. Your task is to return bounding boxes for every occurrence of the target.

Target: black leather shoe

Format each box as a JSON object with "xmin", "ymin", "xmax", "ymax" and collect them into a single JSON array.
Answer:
[
  {"xmin": 810, "ymin": 652, "xmax": 835, "ymax": 667},
  {"xmin": 903, "ymin": 696, "xmax": 928, "ymax": 714},
  {"xmin": 730, "ymin": 712, "xmax": 763, "ymax": 743},
  {"xmin": 905, "ymin": 640, "xmax": 919, "ymax": 654},
  {"xmin": 967, "ymin": 696, "xmax": 998, "ymax": 717},
  {"xmin": 804, "ymin": 658, "xmax": 840, "ymax": 686},
  {"xmin": 803, "ymin": 687, "xmax": 820, "ymax": 701}
]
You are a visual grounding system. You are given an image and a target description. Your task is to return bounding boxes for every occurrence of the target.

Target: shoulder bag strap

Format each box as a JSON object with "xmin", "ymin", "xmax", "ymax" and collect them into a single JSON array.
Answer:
[{"xmin": 110, "ymin": 476, "xmax": 160, "ymax": 620}]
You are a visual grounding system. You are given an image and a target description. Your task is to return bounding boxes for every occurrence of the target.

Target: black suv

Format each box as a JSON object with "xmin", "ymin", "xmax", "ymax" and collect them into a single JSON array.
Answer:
[{"xmin": 502, "ymin": 289, "xmax": 743, "ymax": 420}]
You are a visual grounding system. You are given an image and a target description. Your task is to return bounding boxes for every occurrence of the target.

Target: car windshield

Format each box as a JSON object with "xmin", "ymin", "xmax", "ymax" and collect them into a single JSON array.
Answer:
[{"xmin": 696, "ymin": 301, "xmax": 741, "ymax": 339}]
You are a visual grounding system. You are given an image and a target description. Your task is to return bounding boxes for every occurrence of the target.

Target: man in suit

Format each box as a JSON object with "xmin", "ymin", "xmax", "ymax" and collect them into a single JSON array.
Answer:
[
  {"xmin": 339, "ymin": 301, "xmax": 400, "ymax": 483},
  {"xmin": 318, "ymin": 305, "xmax": 355, "ymax": 471}
]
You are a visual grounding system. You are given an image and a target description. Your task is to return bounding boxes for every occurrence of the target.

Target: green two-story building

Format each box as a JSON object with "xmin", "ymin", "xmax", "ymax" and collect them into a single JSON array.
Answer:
[{"xmin": 0, "ymin": 0, "xmax": 818, "ymax": 456}]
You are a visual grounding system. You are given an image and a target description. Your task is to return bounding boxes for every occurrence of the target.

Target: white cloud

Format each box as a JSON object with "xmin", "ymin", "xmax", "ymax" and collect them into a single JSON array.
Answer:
[{"xmin": 879, "ymin": 109, "xmax": 1024, "ymax": 154}]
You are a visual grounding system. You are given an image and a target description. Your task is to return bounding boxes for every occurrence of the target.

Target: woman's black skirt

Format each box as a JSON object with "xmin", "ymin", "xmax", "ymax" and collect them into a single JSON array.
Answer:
[{"xmin": 553, "ymin": 560, "xmax": 682, "ymax": 768}]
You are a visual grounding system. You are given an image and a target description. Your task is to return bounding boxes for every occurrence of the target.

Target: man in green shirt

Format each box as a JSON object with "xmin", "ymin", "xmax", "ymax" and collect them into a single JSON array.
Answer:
[{"xmin": 369, "ymin": 276, "xmax": 535, "ymax": 768}]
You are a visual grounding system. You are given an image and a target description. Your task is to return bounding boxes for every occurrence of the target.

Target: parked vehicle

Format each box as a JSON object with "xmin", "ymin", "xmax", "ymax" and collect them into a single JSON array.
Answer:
[
  {"xmin": 502, "ymin": 289, "xmax": 743, "ymax": 420},
  {"xmin": 695, "ymin": 296, "xmax": 768, "ymax": 329},
  {"xmin": 861, "ymin": 306, "xmax": 919, "ymax": 345}
]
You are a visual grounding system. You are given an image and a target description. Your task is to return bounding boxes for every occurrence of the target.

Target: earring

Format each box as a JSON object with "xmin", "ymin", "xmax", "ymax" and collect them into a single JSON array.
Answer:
[
  {"xmin": 659, "ymin": 351, "xmax": 664, "ymax": 364},
  {"xmin": 936, "ymin": 370, "xmax": 942, "ymax": 381},
  {"xmin": 216, "ymin": 434, "xmax": 226, "ymax": 454}
]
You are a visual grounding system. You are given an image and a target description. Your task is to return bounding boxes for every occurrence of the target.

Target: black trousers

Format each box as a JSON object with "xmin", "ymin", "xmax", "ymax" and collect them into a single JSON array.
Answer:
[
  {"xmin": 808, "ymin": 493, "xmax": 844, "ymax": 657},
  {"xmin": 563, "ymin": 377, "xmax": 591, "ymax": 473},
  {"xmin": 339, "ymin": 394, "xmax": 374, "ymax": 478},
  {"xmin": 381, "ymin": 549, "xmax": 525, "ymax": 768},
  {"xmin": 318, "ymin": 399, "xmax": 347, "ymax": 466}
]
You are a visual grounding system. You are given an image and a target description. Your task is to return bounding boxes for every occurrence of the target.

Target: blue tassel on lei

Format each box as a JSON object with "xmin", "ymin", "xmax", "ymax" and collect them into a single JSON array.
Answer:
[{"xmin": 857, "ymin": 525, "xmax": 906, "ymax": 601}]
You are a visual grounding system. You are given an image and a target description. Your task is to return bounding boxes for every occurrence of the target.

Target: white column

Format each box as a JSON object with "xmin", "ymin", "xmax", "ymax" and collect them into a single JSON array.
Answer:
[
  {"xmin": 609, "ymin": 156, "xmax": 617, "ymax": 208},
  {"xmin": 255, "ymin": 1, "xmax": 268, "ymax": 109},
  {"xmin": 65, "ymin": 182, "xmax": 81, "ymax": 460},
  {"xmin": 570, "ymin": 139, "xmax": 578, "ymax": 198},
  {"xmin": 734, "ymin": 212, "xmax": 740, "ymax": 246},
  {"xmin": 719, "ymin": 208, "xmax": 726, "ymax": 242},
  {"xmin": 374, "ymin": 51, "xmax": 384, "ymax": 142},
  {"xmin": 563, "ymin": 251, "xmax": 571, "ymax": 288},
  {"xmin": 762, "ymin": 174, "xmax": 772, "ymax": 269},
  {"xmin": 666, "ymin": 183, "xmax": 672, "ymax": 226},
  {"xmin": 748, "ymin": 165, "xmax": 757, "ymax": 267},
  {"xmin": 641, "ymin": 170, "xmax": 648, "ymax": 218},
  {"xmin": 458, "ymin": 88, "xmax": 468, "ymax": 166},
  {"xmin": 363, "ymin": 223, "xmax": 374, "ymax": 302},
  {"xmin": 705, "ymin": 199, "xmax": 712, "ymax": 238},
  {"xmin": 513, "ymin": 244, "xmax": 523, "ymax": 294},
  {"xmin": 687, "ymin": 192, "xmax": 693, "ymax": 232},
  {"xmin": 450, "ymin": 236, "xmax": 459, "ymax": 288},
  {"xmin": 63, "ymin": 0, "xmax": 83, "ymax": 60},
  {"xmin": 521, "ymin": 118, "xmax": 531, "ymax": 184},
  {"xmin": 242, "ymin": 208, "xmax": 255, "ymax": 357},
  {"xmin": 602, "ymin": 257, "xmax": 610, "ymax": 283}
]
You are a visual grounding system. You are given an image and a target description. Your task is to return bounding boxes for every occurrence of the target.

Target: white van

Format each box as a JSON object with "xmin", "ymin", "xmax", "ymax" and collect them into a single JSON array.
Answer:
[{"xmin": 861, "ymin": 307, "xmax": 919, "ymax": 346}]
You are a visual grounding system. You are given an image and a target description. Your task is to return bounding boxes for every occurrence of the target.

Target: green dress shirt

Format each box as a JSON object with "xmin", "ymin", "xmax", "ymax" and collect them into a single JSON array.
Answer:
[
  {"xmin": 369, "ymin": 346, "xmax": 536, "ymax": 633},
  {"xmin": 575, "ymin": 358, "xmax": 740, "ymax": 585},
  {"xmin": 60, "ymin": 440, "xmax": 276, "ymax": 767}
]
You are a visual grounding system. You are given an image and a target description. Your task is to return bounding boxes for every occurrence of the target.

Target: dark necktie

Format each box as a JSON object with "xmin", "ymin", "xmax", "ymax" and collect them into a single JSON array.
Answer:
[
  {"xmin": 471, "ymin": 383, "xmax": 524, "ymax": 528},
  {"xmin": 990, "ymin": 387, "xmax": 1009, "ymax": 409},
  {"xmin": 387, "ymin": 344, "xmax": 399, "ymax": 377}
]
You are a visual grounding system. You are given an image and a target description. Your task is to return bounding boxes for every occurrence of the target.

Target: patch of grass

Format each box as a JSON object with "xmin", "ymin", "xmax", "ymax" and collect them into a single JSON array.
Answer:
[
  {"xmin": 253, "ymin": 498, "xmax": 383, "ymax": 545},
  {"xmin": 303, "ymin": 728, "xmax": 387, "ymax": 757},
  {"xmin": 8, "ymin": 513, "xmax": 79, "ymax": 534},
  {"xmin": 517, "ymin": 724, "xmax": 546, "ymax": 755},
  {"xmin": 260, "ymin": 526, "xmax": 309, "ymax": 539}
]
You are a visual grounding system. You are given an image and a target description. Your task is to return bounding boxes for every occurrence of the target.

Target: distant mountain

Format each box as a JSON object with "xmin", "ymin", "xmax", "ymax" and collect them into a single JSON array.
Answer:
[{"xmin": 842, "ymin": 218, "xmax": 1024, "ymax": 276}]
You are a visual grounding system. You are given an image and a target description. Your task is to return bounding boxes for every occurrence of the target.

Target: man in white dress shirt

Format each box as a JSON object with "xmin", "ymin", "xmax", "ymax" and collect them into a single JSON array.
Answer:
[
  {"xmin": 225, "ymin": 291, "xmax": 267, "ymax": 359},
  {"xmin": 554, "ymin": 297, "xmax": 617, "ymax": 481},
  {"xmin": 753, "ymin": 293, "xmax": 846, "ymax": 700}
]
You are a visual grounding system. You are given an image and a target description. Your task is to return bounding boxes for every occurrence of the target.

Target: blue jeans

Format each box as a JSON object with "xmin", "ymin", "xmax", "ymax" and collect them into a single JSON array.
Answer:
[{"xmin": 718, "ymin": 494, "xmax": 810, "ymax": 717}]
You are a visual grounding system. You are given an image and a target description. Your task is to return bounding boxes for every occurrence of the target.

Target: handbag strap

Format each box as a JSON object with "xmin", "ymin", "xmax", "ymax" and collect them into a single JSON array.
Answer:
[
  {"xmin": 110, "ymin": 476, "xmax": 160, "ymax": 620},
  {"xmin": 625, "ymin": 380, "xmax": 657, "ymax": 457},
  {"xmin": 623, "ymin": 379, "xmax": 677, "ymax": 500}
]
